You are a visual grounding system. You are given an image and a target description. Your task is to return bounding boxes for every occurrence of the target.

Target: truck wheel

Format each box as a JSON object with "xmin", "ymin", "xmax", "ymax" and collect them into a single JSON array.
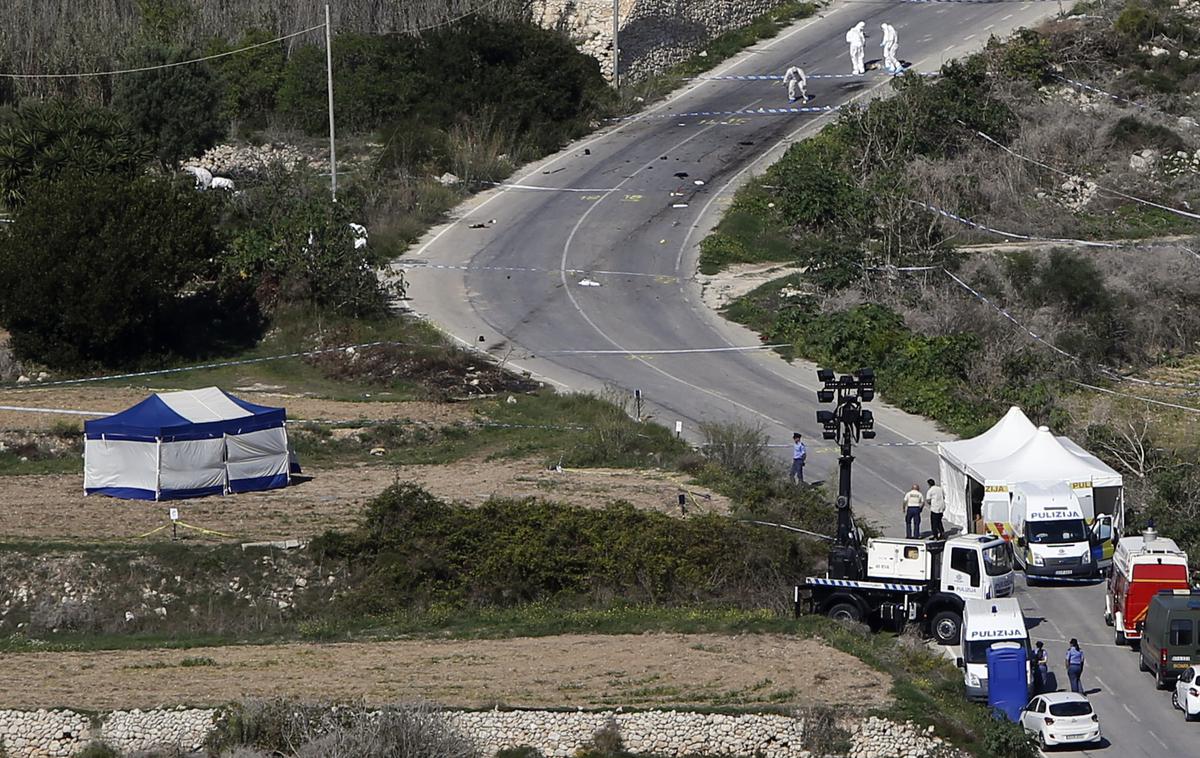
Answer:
[
  {"xmin": 1115, "ymin": 628, "xmax": 1126, "ymax": 646},
  {"xmin": 931, "ymin": 611, "xmax": 962, "ymax": 645},
  {"xmin": 1140, "ymin": 655, "xmax": 1150, "ymax": 673},
  {"xmin": 1156, "ymin": 669, "xmax": 1170, "ymax": 690},
  {"xmin": 826, "ymin": 602, "xmax": 863, "ymax": 624}
]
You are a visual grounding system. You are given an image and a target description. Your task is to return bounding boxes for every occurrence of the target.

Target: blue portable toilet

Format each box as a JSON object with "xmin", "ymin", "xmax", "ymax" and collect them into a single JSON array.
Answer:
[{"xmin": 987, "ymin": 641, "xmax": 1029, "ymax": 722}]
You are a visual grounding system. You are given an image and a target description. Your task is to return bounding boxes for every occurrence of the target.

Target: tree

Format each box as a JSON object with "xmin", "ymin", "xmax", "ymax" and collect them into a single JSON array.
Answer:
[
  {"xmin": 222, "ymin": 167, "xmax": 389, "ymax": 318},
  {"xmin": 114, "ymin": 45, "xmax": 225, "ymax": 168},
  {"xmin": 0, "ymin": 100, "xmax": 148, "ymax": 208},
  {"xmin": 0, "ymin": 175, "xmax": 253, "ymax": 370}
]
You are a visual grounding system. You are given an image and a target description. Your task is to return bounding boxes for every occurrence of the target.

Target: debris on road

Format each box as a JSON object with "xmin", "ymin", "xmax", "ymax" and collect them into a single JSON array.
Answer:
[{"xmin": 578, "ymin": 279, "xmax": 602, "ymax": 287}]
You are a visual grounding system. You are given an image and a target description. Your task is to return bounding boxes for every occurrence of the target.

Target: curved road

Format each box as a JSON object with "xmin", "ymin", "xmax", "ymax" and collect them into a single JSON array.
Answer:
[{"xmin": 401, "ymin": 1, "xmax": 1194, "ymax": 753}]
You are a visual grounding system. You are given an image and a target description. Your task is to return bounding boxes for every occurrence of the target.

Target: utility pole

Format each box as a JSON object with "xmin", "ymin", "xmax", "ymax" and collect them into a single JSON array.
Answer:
[
  {"xmin": 612, "ymin": 0, "xmax": 620, "ymax": 91},
  {"xmin": 324, "ymin": 3, "xmax": 338, "ymax": 202}
]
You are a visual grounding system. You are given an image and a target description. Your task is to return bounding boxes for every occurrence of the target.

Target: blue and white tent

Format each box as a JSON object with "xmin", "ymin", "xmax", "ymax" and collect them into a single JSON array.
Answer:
[{"xmin": 83, "ymin": 387, "xmax": 292, "ymax": 500}]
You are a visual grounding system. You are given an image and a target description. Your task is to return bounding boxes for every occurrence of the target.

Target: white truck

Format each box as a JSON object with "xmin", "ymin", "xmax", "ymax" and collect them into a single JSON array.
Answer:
[
  {"xmin": 798, "ymin": 534, "xmax": 1015, "ymax": 645},
  {"xmin": 985, "ymin": 482, "xmax": 1097, "ymax": 580},
  {"xmin": 958, "ymin": 597, "xmax": 1032, "ymax": 701}
]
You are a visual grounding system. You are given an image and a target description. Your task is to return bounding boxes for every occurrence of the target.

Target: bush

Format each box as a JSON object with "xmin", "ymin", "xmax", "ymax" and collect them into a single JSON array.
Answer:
[
  {"xmin": 0, "ymin": 99, "xmax": 148, "ymax": 207},
  {"xmin": 980, "ymin": 715, "xmax": 1037, "ymax": 758},
  {"xmin": 75, "ymin": 744, "xmax": 120, "ymax": 758},
  {"xmin": 222, "ymin": 168, "xmax": 389, "ymax": 317},
  {"xmin": 312, "ymin": 483, "xmax": 813, "ymax": 614},
  {"xmin": 797, "ymin": 705, "xmax": 852, "ymax": 756},
  {"xmin": 279, "ymin": 19, "xmax": 613, "ymax": 154},
  {"xmin": 991, "ymin": 29, "xmax": 1052, "ymax": 84},
  {"xmin": 575, "ymin": 720, "xmax": 629, "ymax": 758},
  {"xmin": 207, "ymin": 29, "xmax": 289, "ymax": 131},
  {"xmin": 209, "ymin": 700, "xmax": 477, "ymax": 758},
  {"xmin": 1106, "ymin": 115, "xmax": 1187, "ymax": 154},
  {"xmin": 0, "ymin": 174, "xmax": 260, "ymax": 370},
  {"xmin": 113, "ymin": 44, "xmax": 225, "ymax": 167}
]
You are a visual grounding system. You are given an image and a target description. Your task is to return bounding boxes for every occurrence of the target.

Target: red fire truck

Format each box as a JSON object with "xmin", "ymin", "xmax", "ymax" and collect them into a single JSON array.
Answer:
[{"xmin": 1105, "ymin": 527, "xmax": 1190, "ymax": 646}]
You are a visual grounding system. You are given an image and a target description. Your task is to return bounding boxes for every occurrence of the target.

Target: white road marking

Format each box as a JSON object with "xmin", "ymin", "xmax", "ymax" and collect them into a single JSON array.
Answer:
[
  {"xmin": 1093, "ymin": 675, "xmax": 1108, "ymax": 691},
  {"xmin": 412, "ymin": 11, "xmax": 830, "ymax": 260},
  {"xmin": 1122, "ymin": 703, "xmax": 1141, "ymax": 722},
  {"xmin": 558, "ymin": 99, "xmax": 790, "ymax": 427},
  {"xmin": 1148, "ymin": 731, "xmax": 1168, "ymax": 751},
  {"xmin": 1001, "ymin": 13, "xmax": 1014, "ymax": 20},
  {"xmin": 964, "ymin": 34, "xmax": 975, "ymax": 40}
]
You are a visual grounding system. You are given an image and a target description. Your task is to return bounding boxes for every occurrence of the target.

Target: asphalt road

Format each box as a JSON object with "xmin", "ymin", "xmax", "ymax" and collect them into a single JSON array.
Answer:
[
  {"xmin": 401, "ymin": 2, "xmax": 1197, "ymax": 753},
  {"xmin": 403, "ymin": 0, "xmax": 1062, "ymax": 527}
]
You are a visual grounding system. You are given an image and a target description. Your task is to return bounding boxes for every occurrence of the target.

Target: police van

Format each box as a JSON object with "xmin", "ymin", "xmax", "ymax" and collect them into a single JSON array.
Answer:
[{"xmin": 958, "ymin": 597, "xmax": 1032, "ymax": 701}]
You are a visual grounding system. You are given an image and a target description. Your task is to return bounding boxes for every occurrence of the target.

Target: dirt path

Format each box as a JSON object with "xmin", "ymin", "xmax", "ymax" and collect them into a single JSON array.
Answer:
[
  {"xmin": 0, "ymin": 633, "xmax": 889, "ymax": 712},
  {"xmin": 0, "ymin": 460, "xmax": 728, "ymax": 543},
  {"xmin": 0, "ymin": 386, "xmax": 472, "ymax": 432}
]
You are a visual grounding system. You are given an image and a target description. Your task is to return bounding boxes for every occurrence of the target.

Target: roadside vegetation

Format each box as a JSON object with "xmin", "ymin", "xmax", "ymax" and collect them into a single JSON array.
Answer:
[{"xmin": 703, "ymin": 0, "xmax": 1200, "ymax": 556}]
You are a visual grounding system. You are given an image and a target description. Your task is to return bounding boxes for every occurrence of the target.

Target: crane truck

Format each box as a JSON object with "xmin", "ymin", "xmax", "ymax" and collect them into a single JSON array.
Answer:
[{"xmin": 791, "ymin": 367, "xmax": 1015, "ymax": 646}]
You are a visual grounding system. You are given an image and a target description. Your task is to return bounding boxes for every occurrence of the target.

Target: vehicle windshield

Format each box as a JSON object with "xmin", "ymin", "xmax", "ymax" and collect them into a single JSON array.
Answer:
[
  {"xmin": 983, "ymin": 544, "xmax": 1013, "ymax": 576},
  {"xmin": 1027, "ymin": 519, "xmax": 1087, "ymax": 545},
  {"xmin": 1048, "ymin": 701, "xmax": 1093, "ymax": 717},
  {"xmin": 964, "ymin": 639, "xmax": 1027, "ymax": 664}
]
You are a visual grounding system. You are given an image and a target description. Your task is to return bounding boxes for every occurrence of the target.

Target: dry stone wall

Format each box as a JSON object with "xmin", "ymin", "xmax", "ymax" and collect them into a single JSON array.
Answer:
[
  {"xmin": 0, "ymin": 707, "xmax": 962, "ymax": 758},
  {"xmin": 531, "ymin": 0, "xmax": 788, "ymax": 81}
]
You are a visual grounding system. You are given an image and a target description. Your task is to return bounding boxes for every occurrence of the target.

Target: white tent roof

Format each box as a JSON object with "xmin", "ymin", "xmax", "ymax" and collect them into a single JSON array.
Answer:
[
  {"xmin": 156, "ymin": 387, "xmax": 254, "ymax": 422},
  {"xmin": 972, "ymin": 427, "xmax": 1122, "ymax": 487},
  {"xmin": 1057, "ymin": 436, "xmax": 1123, "ymax": 488},
  {"xmin": 939, "ymin": 406, "xmax": 1038, "ymax": 473}
]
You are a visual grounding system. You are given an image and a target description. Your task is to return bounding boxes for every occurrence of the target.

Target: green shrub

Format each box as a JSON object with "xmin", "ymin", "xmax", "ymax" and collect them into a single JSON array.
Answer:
[
  {"xmin": 207, "ymin": 28, "xmax": 290, "ymax": 131},
  {"xmin": 222, "ymin": 168, "xmax": 389, "ymax": 318},
  {"xmin": 279, "ymin": 19, "xmax": 613, "ymax": 153},
  {"xmin": 1106, "ymin": 115, "xmax": 1187, "ymax": 153},
  {"xmin": 980, "ymin": 715, "xmax": 1037, "ymax": 758},
  {"xmin": 991, "ymin": 29, "xmax": 1052, "ymax": 84},
  {"xmin": 312, "ymin": 483, "xmax": 815, "ymax": 614},
  {"xmin": 0, "ymin": 174, "xmax": 260, "ymax": 371},
  {"xmin": 75, "ymin": 743, "xmax": 120, "ymax": 758},
  {"xmin": 113, "ymin": 44, "xmax": 225, "ymax": 168},
  {"xmin": 0, "ymin": 100, "xmax": 148, "ymax": 208},
  {"xmin": 767, "ymin": 126, "xmax": 867, "ymax": 234}
]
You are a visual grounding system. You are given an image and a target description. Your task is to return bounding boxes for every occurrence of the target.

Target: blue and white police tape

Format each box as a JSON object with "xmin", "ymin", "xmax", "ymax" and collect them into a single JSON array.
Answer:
[
  {"xmin": 1052, "ymin": 74, "xmax": 1150, "ymax": 110},
  {"xmin": 914, "ymin": 201, "xmax": 1122, "ymax": 248},
  {"xmin": 605, "ymin": 104, "xmax": 841, "ymax": 123}
]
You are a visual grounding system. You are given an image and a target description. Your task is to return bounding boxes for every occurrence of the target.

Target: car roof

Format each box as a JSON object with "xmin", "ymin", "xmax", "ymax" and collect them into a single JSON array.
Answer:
[{"xmin": 1038, "ymin": 692, "xmax": 1090, "ymax": 704}]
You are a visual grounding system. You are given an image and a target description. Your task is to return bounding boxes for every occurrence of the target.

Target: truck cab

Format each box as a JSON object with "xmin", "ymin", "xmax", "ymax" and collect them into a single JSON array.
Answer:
[
  {"xmin": 1011, "ymin": 484, "xmax": 1095, "ymax": 579},
  {"xmin": 960, "ymin": 598, "xmax": 1031, "ymax": 701}
]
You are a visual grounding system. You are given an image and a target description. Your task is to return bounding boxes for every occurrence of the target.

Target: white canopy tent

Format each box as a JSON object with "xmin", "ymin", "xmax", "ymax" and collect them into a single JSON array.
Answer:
[
  {"xmin": 84, "ymin": 387, "xmax": 293, "ymax": 501},
  {"xmin": 938, "ymin": 408, "xmax": 1124, "ymax": 530},
  {"xmin": 938, "ymin": 407, "xmax": 1039, "ymax": 527}
]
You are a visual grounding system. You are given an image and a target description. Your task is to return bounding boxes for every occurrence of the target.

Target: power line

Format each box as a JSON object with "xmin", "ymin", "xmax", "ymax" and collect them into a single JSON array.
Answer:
[
  {"xmin": 970, "ymin": 127, "xmax": 1200, "ymax": 222},
  {"xmin": 0, "ymin": 24, "xmax": 325, "ymax": 79},
  {"xmin": 1070, "ymin": 381, "xmax": 1200, "ymax": 415}
]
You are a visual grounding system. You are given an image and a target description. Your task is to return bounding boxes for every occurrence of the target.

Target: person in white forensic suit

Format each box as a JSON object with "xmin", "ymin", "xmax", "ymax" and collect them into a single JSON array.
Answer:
[
  {"xmin": 881, "ymin": 22, "xmax": 901, "ymax": 72},
  {"xmin": 783, "ymin": 65, "xmax": 808, "ymax": 102},
  {"xmin": 846, "ymin": 22, "xmax": 866, "ymax": 75}
]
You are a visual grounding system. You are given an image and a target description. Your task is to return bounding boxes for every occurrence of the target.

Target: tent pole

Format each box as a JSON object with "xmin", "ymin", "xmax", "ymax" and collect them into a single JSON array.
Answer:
[{"xmin": 155, "ymin": 438, "xmax": 162, "ymax": 501}]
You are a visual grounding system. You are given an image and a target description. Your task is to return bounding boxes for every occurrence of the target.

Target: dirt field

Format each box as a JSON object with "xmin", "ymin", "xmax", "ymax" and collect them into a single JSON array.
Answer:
[
  {"xmin": 0, "ymin": 386, "xmax": 472, "ymax": 432},
  {"xmin": 0, "ymin": 633, "xmax": 889, "ymax": 711},
  {"xmin": 0, "ymin": 459, "xmax": 728, "ymax": 543}
]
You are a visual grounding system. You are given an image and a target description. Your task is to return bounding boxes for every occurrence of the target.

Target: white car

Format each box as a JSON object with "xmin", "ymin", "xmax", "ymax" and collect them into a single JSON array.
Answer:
[
  {"xmin": 1019, "ymin": 692, "xmax": 1102, "ymax": 748},
  {"xmin": 1173, "ymin": 665, "xmax": 1200, "ymax": 721}
]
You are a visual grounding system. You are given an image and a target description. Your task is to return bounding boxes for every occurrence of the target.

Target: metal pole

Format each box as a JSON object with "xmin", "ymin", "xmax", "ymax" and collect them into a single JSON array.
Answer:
[
  {"xmin": 612, "ymin": 0, "xmax": 619, "ymax": 91},
  {"xmin": 324, "ymin": 4, "xmax": 338, "ymax": 202}
]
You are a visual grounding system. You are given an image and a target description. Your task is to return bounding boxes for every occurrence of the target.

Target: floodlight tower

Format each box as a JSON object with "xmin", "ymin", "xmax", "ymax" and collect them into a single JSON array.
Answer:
[{"xmin": 815, "ymin": 367, "xmax": 876, "ymax": 579}]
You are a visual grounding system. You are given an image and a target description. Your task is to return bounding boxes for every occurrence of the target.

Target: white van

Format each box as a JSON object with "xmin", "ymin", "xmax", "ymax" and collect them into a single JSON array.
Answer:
[
  {"xmin": 959, "ymin": 598, "xmax": 1031, "ymax": 701},
  {"xmin": 1010, "ymin": 483, "xmax": 1094, "ymax": 579}
]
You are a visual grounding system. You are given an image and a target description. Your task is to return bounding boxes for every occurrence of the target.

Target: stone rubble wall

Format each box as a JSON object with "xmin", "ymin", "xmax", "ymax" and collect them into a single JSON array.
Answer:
[
  {"xmin": 0, "ymin": 708, "xmax": 215, "ymax": 758},
  {"xmin": 0, "ymin": 707, "xmax": 960, "ymax": 758},
  {"xmin": 530, "ymin": 0, "xmax": 789, "ymax": 82}
]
